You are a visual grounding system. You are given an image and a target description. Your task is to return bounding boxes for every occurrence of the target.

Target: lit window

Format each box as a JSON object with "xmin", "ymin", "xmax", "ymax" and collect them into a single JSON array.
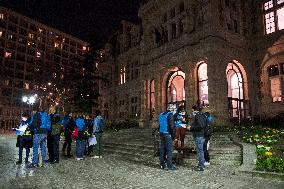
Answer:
[
  {"xmin": 264, "ymin": 0, "xmax": 284, "ymax": 34},
  {"xmin": 82, "ymin": 46, "xmax": 87, "ymax": 51},
  {"xmin": 0, "ymin": 31, "xmax": 2, "ymax": 37},
  {"xmin": 24, "ymin": 82, "xmax": 29, "ymax": 89},
  {"xmin": 277, "ymin": 7, "xmax": 284, "ymax": 30},
  {"xmin": 0, "ymin": 13, "xmax": 4, "ymax": 20},
  {"xmin": 4, "ymin": 52, "xmax": 12, "ymax": 58},
  {"xmin": 7, "ymin": 34, "xmax": 13, "ymax": 40},
  {"xmin": 119, "ymin": 66, "xmax": 126, "ymax": 85},
  {"xmin": 264, "ymin": 0, "xmax": 274, "ymax": 10},
  {"xmin": 54, "ymin": 42, "xmax": 60, "ymax": 48},
  {"xmin": 36, "ymin": 52, "xmax": 41, "ymax": 58},
  {"xmin": 198, "ymin": 63, "xmax": 209, "ymax": 106},
  {"xmin": 270, "ymin": 77, "xmax": 282, "ymax": 102},
  {"xmin": 38, "ymin": 28, "xmax": 43, "ymax": 33},
  {"xmin": 265, "ymin": 12, "xmax": 276, "ymax": 34},
  {"xmin": 28, "ymin": 33, "xmax": 34, "ymax": 39}
]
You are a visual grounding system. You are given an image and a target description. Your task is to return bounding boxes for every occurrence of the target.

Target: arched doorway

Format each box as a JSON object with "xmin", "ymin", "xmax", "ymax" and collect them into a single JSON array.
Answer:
[
  {"xmin": 226, "ymin": 61, "xmax": 249, "ymax": 122},
  {"xmin": 197, "ymin": 62, "xmax": 209, "ymax": 107},
  {"xmin": 166, "ymin": 70, "xmax": 185, "ymax": 112}
]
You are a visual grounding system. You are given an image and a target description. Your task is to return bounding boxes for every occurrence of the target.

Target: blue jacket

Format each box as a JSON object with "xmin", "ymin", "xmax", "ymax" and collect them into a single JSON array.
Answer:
[
  {"xmin": 76, "ymin": 117, "xmax": 86, "ymax": 131},
  {"xmin": 159, "ymin": 111, "xmax": 175, "ymax": 138}
]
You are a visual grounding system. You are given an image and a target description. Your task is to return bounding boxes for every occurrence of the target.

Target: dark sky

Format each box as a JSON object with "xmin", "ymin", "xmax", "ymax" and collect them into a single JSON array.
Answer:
[{"xmin": 1, "ymin": 0, "xmax": 140, "ymax": 48}]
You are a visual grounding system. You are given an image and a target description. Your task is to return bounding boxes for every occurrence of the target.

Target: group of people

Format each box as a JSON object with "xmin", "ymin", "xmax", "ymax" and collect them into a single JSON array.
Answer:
[
  {"xmin": 13, "ymin": 109, "xmax": 105, "ymax": 168},
  {"xmin": 159, "ymin": 104, "xmax": 213, "ymax": 171}
]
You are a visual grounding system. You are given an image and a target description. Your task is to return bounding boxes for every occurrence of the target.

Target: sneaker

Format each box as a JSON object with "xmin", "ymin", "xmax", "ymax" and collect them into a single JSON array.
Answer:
[
  {"xmin": 160, "ymin": 164, "xmax": 166, "ymax": 169},
  {"xmin": 91, "ymin": 156, "xmax": 100, "ymax": 159},
  {"xmin": 51, "ymin": 160, "xmax": 59, "ymax": 164},
  {"xmin": 76, "ymin": 158, "xmax": 84, "ymax": 161},
  {"xmin": 204, "ymin": 162, "xmax": 210, "ymax": 166},
  {"xmin": 16, "ymin": 160, "xmax": 22, "ymax": 165},
  {"xmin": 194, "ymin": 166, "xmax": 204, "ymax": 171},
  {"xmin": 99, "ymin": 156, "xmax": 102, "ymax": 159}
]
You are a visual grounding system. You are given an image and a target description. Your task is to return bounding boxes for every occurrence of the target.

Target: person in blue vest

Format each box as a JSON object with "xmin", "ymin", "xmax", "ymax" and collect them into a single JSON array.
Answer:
[
  {"xmin": 13, "ymin": 112, "xmax": 33, "ymax": 165},
  {"xmin": 27, "ymin": 109, "xmax": 51, "ymax": 168},
  {"xmin": 75, "ymin": 114, "xmax": 87, "ymax": 160},
  {"xmin": 173, "ymin": 105, "xmax": 189, "ymax": 154},
  {"xmin": 159, "ymin": 108, "xmax": 176, "ymax": 171},
  {"xmin": 92, "ymin": 110, "xmax": 104, "ymax": 158}
]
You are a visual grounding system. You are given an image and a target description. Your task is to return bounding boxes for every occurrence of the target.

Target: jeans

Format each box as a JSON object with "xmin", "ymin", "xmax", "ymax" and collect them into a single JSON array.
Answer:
[
  {"xmin": 203, "ymin": 138, "xmax": 210, "ymax": 162},
  {"xmin": 159, "ymin": 134, "xmax": 173, "ymax": 168},
  {"xmin": 52, "ymin": 135, "xmax": 60, "ymax": 161},
  {"xmin": 94, "ymin": 133, "xmax": 103, "ymax": 156},
  {"xmin": 76, "ymin": 139, "xmax": 86, "ymax": 158},
  {"xmin": 194, "ymin": 136, "xmax": 205, "ymax": 168},
  {"xmin": 18, "ymin": 137, "xmax": 30, "ymax": 162},
  {"xmin": 32, "ymin": 134, "xmax": 47, "ymax": 166}
]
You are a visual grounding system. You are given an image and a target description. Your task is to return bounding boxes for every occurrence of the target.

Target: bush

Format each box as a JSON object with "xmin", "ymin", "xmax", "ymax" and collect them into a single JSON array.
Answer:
[{"xmin": 256, "ymin": 157, "xmax": 284, "ymax": 173}]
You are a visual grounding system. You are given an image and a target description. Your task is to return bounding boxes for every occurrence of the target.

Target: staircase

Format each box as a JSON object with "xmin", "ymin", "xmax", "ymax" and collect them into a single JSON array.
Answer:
[{"xmin": 103, "ymin": 128, "xmax": 242, "ymax": 167}]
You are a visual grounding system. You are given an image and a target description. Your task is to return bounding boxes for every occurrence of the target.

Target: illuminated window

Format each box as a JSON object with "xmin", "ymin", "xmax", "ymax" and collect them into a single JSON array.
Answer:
[
  {"xmin": 82, "ymin": 46, "xmax": 87, "ymax": 51},
  {"xmin": 267, "ymin": 64, "xmax": 282, "ymax": 102},
  {"xmin": 0, "ymin": 31, "xmax": 2, "ymax": 37},
  {"xmin": 270, "ymin": 77, "xmax": 282, "ymax": 102},
  {"xmin": 28, "ymin": 33, "xmax": 34, "ymax": 39},
  {"xmin": 198, "ymin": 62, "xmax": 209, "ymax": 106},
  {"xmin": 36, "ymin": 51, "xmax": 41, "ymax": 58},
  {"xmin": 150, "ymin": 79, "xmax": 155, "ymax": 119},
  {"xmin": 119, "ymin": 66, "xmax": 126, "ymax": 85},
  {"xmin": 24, "ymin": 82, "xmax": 29, "ymax": 89},
  {"xmin": 4, "ymin": 52, "xmax": 12, "ymax": 58},
  {"xmin": 264, "ymin": 0, "xmax": 284, "ymax": 34},
  {"xmin": 54, "ymin": 42, "xmax": 60, "ymax": 48},
  {"xmin": 0, "ymin": 13, "xmax": 4, "ymax": 20},
  {"xmin": 38, "ymin": 28, "xmax": 43, "ymax": 33},
  {"xmin": 7, "ymin": 34, "xmax": 13, "ymax": 40}
]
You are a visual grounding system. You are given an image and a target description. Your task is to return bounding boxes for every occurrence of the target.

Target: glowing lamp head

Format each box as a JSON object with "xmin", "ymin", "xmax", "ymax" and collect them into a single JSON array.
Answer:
[
  {"xmin": 22, "ymin": 96, "xmax": 28, "ymax": 103},
  {"xmin": 29, "ymin": 96, "xmax": 36, "ymax": 104}
]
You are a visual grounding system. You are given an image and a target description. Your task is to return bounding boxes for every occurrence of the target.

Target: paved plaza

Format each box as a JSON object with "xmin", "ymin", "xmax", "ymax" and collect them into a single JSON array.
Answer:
[{"xmin": 0, "ymin": 135, "xmax": 283, "ymax": 189}]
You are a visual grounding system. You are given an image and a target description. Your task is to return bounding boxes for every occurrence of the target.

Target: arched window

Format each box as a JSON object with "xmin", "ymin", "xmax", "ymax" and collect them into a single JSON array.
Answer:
[
  {"xmin": 197, "ymin": 62, "xmax": 209, "ymax": 106},
  {"xmin": 150, "ymin": 79, "xmax": 155, "ymax": 118},
  {"xmin": 226, "ymin": 62, "xmax": 249, "ymax": 120},
  {"xmin": 167, "ymin": 70, "xmax": 185, "ymax": 112}
]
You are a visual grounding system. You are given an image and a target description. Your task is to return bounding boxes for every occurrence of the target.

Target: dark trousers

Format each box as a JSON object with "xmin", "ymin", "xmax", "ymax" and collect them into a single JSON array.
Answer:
[
  {"xmin": 62, "ymin": 134, "xmax": 72, "ymax": 156},
  {"xmin": 94, "ymin": 133, "xmax": 103, "ymax": 156},
  {"xmin": 203, "ymin": 138, "xmax": 210, "ymax": 162},
  {"xmin": 159, "ymin": 134, "xmax": 173, "ymax": 168},
  {"xmin": 175, "ymin": 127, "xmax": 186, "ymax": 149},
  {"xmin": 18, "ymin": 137, "xmax": 30, "ymax": 162},
  {"xmin": 47, "ymin": 134, "xmax": 54, "ymax": 161},
  {"xmin": 52, "ymin": 135, "xmax": 60, "ymax": 161}
]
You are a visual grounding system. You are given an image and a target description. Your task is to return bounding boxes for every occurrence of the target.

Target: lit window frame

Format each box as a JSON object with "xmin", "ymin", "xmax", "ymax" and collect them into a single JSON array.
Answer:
[
  {"xmin": 263, "ymin": 0, "xmax": 284, "ymax": 34},
  {"xmin": 267, "ymin": 63, "xmax": 283, "ymax": 102}
]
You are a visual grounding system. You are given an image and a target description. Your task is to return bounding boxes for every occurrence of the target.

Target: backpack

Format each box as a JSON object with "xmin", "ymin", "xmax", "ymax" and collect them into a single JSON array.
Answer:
[
  {"xmin": 71, "ymin": 127, "xmax": 79, "ymax": 139},
  {"xmin": 93, "ymin": 116, "xmax": 104, "ymax": 133},
  {"xmin": 31, "ymin": 112, "xmax": 51, "ymax": 132},
  {"xmin": 204, "ymin": 113, "xmax": 213, "ymax": 138}
]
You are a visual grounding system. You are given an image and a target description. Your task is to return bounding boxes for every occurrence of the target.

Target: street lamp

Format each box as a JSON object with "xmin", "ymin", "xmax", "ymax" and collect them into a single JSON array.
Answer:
[{"xmin": 22, "ymin": 94, "xmax": 37, "ymax": 113}]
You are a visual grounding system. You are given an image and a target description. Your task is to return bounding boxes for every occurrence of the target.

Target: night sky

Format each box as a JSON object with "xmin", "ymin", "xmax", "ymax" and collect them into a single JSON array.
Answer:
[{"xmin": 1, "ymin": 0, "xmax": 140, "ymax": 48}]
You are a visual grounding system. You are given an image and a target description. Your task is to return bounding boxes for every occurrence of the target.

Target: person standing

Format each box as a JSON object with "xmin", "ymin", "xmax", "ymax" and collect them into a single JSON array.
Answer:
[
  {"xmin": 50, "ymin": 112, "xmax": 62, "ymax": 164},
  {"xmin": 159, "ymin": 108, "xmax": 176, "ymax": 171},
  {"xmin": 203, "ymin": 111, "xmax": 213, "ymax": 166},
  {"xmin": 173, "ymin": 105, "xmax": 189, "ymax": 154},
  {"xmin": 28, "ymin": 110, "xmax": 51, "ymax": 168},
  {"xmin": 75, "ymin": 115, "xmax": 87, "ymax": 160},
  {"xmin": 14, "ymin": 112, "xmax": 32, "ymax": 164},
  {"xmin": 189, "ymin": 105, "xmax": 206, "ymax": 171},
  {"xmin": 62, "ymin": 113, "xmax": 74, "ymax": 158},
  {"xmin": 92, "ymin": 110, "xmax": 104, "ymax": 158}
]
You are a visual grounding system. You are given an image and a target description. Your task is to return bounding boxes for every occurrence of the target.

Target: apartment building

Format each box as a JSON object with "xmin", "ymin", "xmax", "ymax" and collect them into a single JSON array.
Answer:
[{"xmin": 0, "ymin": 6, "xmax": 89, "ymax": 131}]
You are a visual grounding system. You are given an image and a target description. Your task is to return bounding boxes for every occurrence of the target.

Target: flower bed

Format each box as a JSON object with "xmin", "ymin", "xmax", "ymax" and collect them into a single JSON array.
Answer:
[{"xmin": 215, "ymin": 125, "xmax": 284, "ymax": 173}]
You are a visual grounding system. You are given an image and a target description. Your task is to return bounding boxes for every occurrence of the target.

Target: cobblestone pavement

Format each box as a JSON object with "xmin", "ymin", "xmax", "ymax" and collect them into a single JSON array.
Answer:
[{"xmin": 0, "ymin": 135, "xmax": 283, "ymax": 189}]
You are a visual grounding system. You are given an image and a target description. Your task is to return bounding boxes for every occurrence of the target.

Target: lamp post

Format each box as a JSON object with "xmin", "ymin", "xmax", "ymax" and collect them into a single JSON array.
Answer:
[{"xmin": 22, "ymin": 94, "xmax": 37, "ymax": 114}]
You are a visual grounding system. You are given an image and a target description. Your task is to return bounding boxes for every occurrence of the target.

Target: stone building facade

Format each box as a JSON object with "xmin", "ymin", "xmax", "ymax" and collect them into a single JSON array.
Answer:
[
  {"xmin": 0, "ymin": 7, "xmax": 89, "ymax": 131},
  {"xmin": 99, "ymin": 0, "xmax": 284, "ymax": 127}
]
